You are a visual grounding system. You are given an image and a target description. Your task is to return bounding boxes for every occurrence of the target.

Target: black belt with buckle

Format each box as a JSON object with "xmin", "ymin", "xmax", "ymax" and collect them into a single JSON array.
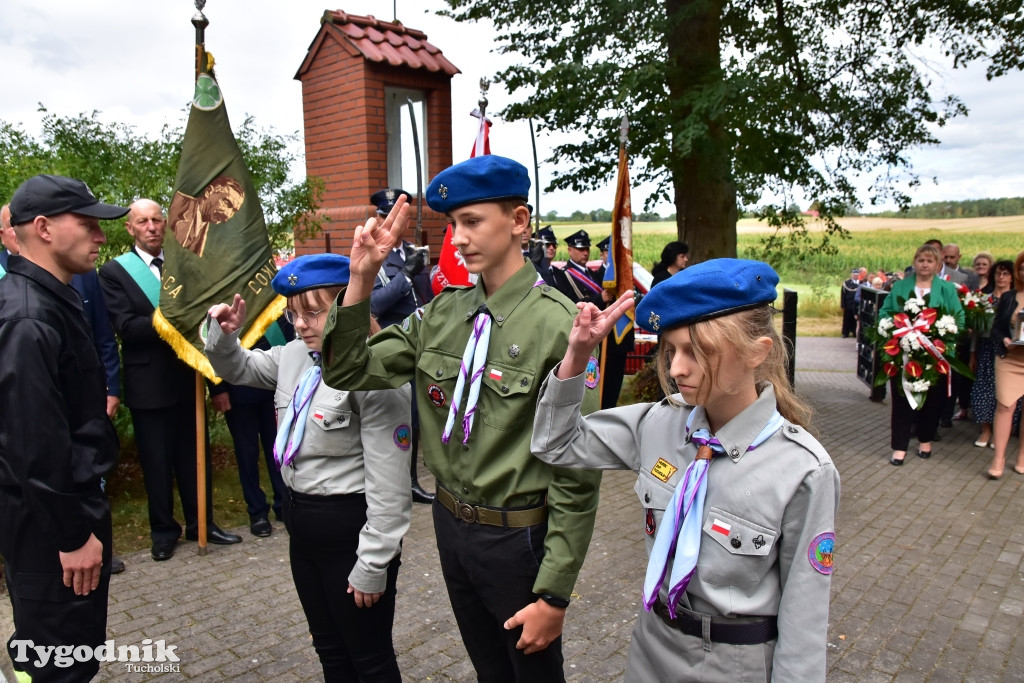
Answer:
[
  {"xmin": 653, "ymin": 600, "xmax": 778, "ymax": 645},
  {"xmin": 436, "ymin": 485, "xmax": 547, "ymax": 528}
]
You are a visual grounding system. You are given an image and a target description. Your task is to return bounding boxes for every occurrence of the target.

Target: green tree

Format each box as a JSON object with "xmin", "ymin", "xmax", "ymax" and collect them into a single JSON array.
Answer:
[
  {"xmin": 439, "ymin": 0, "xmax": 1022, "ymax": 262},
  {"xmin": 0, "ymin": 108, "xmax": 322, "ymax": 258}
]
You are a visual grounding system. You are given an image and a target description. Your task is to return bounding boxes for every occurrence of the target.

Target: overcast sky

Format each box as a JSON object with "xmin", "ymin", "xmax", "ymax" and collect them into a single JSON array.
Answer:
[{"xmin": 1, "ymin": 0, "xmax": 1021, "ymax": 216}]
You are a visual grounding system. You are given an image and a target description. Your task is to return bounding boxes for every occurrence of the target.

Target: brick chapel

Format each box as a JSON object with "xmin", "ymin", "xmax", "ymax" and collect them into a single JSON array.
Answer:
[{"xmin": 293, "ymin": 10, "xmax": 461, "ymax": 257}]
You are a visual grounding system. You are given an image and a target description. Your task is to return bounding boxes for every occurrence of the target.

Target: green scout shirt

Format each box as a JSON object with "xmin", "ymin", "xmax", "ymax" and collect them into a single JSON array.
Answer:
[{"xmin": 322, "ymin": 260, "xmax": 602, "ymax": 598}]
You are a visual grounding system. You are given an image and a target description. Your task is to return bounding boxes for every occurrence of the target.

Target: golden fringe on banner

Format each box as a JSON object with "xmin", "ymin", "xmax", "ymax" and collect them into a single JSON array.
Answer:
[{"xmin": 153, "ymin": 295, "xmax": 287, "ymax": 383}]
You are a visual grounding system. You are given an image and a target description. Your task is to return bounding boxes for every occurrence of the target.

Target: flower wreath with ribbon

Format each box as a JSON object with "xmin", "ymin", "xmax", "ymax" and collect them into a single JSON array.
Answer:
[
  {"xmin": 873, "ymin": 295, "xmax": 972, "ymax": 409},
  {"xmin": 952, "ymin": 281, "xmax": 996, "ymax": 337}
]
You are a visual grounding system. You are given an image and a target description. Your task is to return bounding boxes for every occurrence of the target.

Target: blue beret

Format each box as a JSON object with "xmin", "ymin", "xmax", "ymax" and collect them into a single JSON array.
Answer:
[
  {"xmin": 426, "ymin": 155, "xmax": 530, "ymax": 213},
  {"xmin": 369, "ymin": 188, "xmax": 412, "ymax": 215},
  {"xmin": 565, "ymin": 229, "xmax": 591, "ymax": 248},
  {"xmin": 272, "ymin": 254, "xmax": 351, "ymax": 296},
  {"xmin": 636, "ymin": 258, "xmax": 779, "ymax": 333}
]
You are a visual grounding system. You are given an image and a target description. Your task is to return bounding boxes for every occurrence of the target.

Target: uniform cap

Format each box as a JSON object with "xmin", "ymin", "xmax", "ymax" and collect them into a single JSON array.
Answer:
[
  {"xmin": 596, "ymin": 236, "xmax": 610, "ymax": 250},
  {"xmin": 426, "ymin": 155, "xmax": 530, "ymax": 213},
  {"xmin": 9, "ymin": 174, "xmax": 129, "ymax": 226},
  {"xmin": 369, "ymin": 188, "xmax": 412, "ymax": 216},
  {"xmin": 636, "ymin": 258, "xmax": 779, "ymax": 333},
  {"xmin": 535, "ymin": 226, "xmax": 557, "ymax": 245},
  {"xmin": 272, "ymin": 253, "xmax": 351, "ymax": 296},
  {"xmin": 565, "ymin": 229, "xmax": 591, "ymax": 249}
]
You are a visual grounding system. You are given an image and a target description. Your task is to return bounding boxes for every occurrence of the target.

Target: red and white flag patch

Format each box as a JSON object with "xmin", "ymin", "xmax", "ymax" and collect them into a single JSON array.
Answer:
[
  {"xmin": 710, "ymin": 519, "xmax": 731, "ymax": 536},
  {"xmin": 488, "ymin": 368, "xmax": 503, "ymax": 381}
]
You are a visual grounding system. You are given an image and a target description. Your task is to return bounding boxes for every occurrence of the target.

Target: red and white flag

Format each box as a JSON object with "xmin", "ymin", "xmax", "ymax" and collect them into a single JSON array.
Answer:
[{"xmin": 430, "ymin": 109, "xmax": 491, "ymax": 294}]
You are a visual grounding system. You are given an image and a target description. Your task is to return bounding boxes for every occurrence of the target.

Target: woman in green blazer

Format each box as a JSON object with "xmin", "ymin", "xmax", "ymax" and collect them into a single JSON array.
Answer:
[{"xmin": 879, "ymin": 244, "xmax": 966, "ymax": 465}]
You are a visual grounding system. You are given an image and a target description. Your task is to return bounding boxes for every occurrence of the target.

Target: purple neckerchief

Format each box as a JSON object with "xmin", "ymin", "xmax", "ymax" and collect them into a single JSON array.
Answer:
[
  {"xmin": 273, "ymin": 353, "xmax": 322, "ymax": 468},
  {"xmin": 642, "ymin": 408, "xmax": 784, "ymax": 618},
  {"xmin": 441, "ymin": 276, "xmax": 545, "ymax": 445}
]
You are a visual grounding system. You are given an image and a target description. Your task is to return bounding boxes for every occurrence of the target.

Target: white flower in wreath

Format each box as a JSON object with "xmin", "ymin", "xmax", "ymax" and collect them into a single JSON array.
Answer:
[
  {"xmin": 910, "ymin": 379, "xmax": 931, "ymax": 392},
  {"xmin": 877, "ymin": 317, "xmax": 895, "ymax": 335},
  {"xmin": 935, "ymin": 315, "xmax": 958, "ymax": 336},
  {"xmin": 900, "ymin": 336, "xmax": 914, "ymax": 352},
  {"xmin": 904, "ymin": 297, "xmax": 925, "ymax": 315}
]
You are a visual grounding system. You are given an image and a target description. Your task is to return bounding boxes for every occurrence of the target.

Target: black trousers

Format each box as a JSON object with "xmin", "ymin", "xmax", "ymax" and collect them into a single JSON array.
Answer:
[
  {"xmin": 283, "ymin": 489, "xmax": 402, "ymax": 682},
  {"xmin": 842, "ymin": 308, "xmax": 857, "ymax": 337},
  {"xmin": 433, "ymin": 500, "xmax": 565, "ymax": 683},
  {"xmin": 224, "ymin": 397, "xmax": 285, "ymax": 520},
  {"xmin": 1, "ymin": 495, "xmax": 111, "ymax": 682},
  {"xmin": 890, "ymin": 377, "xmax": 946, "ymax": 450},
  {"xmin": 130, "ymin": 403, "xmax": 214, "ymax": 542}
]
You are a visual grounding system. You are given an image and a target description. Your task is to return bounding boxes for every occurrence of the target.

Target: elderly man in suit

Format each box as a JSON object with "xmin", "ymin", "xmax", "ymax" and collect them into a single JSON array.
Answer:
[
  {"xmin": 941, "ymin": 244, "xmax": 981, "ymax": 290},
  {"xmin": 99, "ymin": 198, "xmax": 241, "ymax": 562}
]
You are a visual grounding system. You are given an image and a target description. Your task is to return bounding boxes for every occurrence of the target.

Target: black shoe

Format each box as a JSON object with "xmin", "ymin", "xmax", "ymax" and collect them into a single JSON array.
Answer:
[
  {"xmin": 917, "ymin": 449, "xmax": 932, "ymax": 459},
  {"xmin": 151, "ymin": 540, "xmax": 176, "ymax": 562},
  {"xmin": 185, "ymin": 525, "xmax": 242, "ymax": 545},
  {"xmin": 110, "ymin": 555, "xmax": 126, "ymax": 574},
  {"xmin": 250, "ymin": 517, "xmax": 272, "ymax": 537},
  {"xmin": 940, "ymin": 418, "xmax": 953, "ymax": 428},
  {"xmin": 411, "ymin": 483, "xmax": 436, "ymax": 505}
]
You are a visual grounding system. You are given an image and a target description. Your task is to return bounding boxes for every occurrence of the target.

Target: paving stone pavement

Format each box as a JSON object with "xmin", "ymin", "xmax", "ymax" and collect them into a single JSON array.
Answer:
[{"xmin": 2, "ymin": 336, "xmax": 1024, "ymax": 681}]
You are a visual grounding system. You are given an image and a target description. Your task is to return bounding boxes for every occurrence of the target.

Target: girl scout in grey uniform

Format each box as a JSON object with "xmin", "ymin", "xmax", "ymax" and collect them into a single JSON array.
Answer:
[
  {"xmin": 530, "ymin": 258, "xmax": 840, "ymax": 681},
  {"xmin": 205, "ymin": 254, "xmax": 412, "ymax": 682}
]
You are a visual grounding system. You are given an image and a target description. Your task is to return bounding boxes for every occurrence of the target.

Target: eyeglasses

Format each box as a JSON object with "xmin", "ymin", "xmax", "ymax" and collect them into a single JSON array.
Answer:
[{"xmin": 284, "ymin": 307, "xmax": 327, "ymax": 326}]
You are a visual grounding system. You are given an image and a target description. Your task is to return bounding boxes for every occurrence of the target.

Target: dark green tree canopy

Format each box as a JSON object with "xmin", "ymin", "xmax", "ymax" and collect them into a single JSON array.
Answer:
[
  {"xmin": 440, "ymin": 0, "xmax": 1022, "ymax": 262},
  {"xmin": 0, "ymin": 107, "xmax": 322, "ymax": 259}
]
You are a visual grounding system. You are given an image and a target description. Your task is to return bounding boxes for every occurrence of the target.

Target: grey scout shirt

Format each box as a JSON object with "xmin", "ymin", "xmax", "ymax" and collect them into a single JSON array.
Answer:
[
  {"xmin": 532, "ymin": 373, "xmax": 840, "ymax": 681},
  {"xmin": 205, "ymin": 324, "xmax": 412, "ymax": 594}
]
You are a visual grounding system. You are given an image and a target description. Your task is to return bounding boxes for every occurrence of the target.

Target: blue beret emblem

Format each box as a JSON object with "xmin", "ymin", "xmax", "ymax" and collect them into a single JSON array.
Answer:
[
  {"xmin": 439, "ymin": 184, "xmax": 448, "ymax": 200},
  {"xmin": 648, "ymin": 312, "xmax": 660, "ymax": 331},
  {"xmin": 288, "ymin": 274, "xmax": 298, "ymax": 286}
]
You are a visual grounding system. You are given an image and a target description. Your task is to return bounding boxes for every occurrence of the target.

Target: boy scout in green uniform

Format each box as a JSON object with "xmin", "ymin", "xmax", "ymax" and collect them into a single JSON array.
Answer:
[{"xmin": 321, "ymin": 154, "xmax": 602, "ymax": 681}]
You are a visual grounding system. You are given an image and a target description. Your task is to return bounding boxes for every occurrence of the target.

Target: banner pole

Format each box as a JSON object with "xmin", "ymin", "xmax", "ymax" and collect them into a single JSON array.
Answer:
[
  {"xmin": 195, "ymin": 372, "xmax": 208, "ymax": 555},
  {"xmin": 192, "ymin": 0, "xmax": 210, "ymax": 556}
]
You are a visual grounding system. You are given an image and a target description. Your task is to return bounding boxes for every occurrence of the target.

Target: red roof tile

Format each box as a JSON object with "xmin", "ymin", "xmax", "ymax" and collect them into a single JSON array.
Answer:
[{"xmin": 321, "ymin": 11, "xmax": 460, "ymax": 76}]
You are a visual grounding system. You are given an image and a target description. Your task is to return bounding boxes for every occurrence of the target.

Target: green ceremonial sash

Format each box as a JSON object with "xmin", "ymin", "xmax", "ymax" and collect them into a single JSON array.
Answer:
[{"xmin": 114, "ymin": 252, "xmax": 160, "ymax": 308}]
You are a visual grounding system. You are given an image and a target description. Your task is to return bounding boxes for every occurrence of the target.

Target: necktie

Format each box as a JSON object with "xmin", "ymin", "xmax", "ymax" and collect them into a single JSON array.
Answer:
[
  {"xmin": 442, "ymin": 307, "xmax": 492, "ymax": 445},
  {"xmin": 151, "ymin": 257, "xmax": 163, "ymax": 277},
  {"xmin": 273, "ymin": 354, "xmax": 322, "ymax": 467},
  {"xmin": 642, "ymin": 408, "xmax": 784, "ymax": 618}
]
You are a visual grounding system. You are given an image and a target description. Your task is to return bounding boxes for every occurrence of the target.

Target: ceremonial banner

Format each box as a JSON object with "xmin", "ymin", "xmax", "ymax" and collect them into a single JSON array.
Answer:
[
  {"xmin": 153, "ymin": 69, "xmax": 285, "ymax": 381},
  {"xmin": 603, "ymin": 136, "xmax": 635, "ymax": 345}
]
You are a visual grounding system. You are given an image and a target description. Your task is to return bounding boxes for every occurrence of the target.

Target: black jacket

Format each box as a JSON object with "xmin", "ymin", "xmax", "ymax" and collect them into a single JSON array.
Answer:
[
  {"xmin": 0, "ymin": 255, "xmax": 118, "ymax": 552},
  {"xmin": 99, "ymin": 251, "xmax": 196, "ymax": 410},
  {"xmin": 993, "ymin": 290, "xmax": 1024, "ymax": 358}
]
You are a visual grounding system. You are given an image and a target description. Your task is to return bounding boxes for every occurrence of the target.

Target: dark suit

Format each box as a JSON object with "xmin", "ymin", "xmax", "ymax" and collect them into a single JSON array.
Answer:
[
  {"xmin": 552, "ymin": 260, "xmax": 635, "ymax": 409},
  {"xmin": 369, "ymin": 244, "xmax": 433, "ymax": 328},
  {"xmin": 99, "ymin": 248, "xmax": 216, "ymax": 543}
]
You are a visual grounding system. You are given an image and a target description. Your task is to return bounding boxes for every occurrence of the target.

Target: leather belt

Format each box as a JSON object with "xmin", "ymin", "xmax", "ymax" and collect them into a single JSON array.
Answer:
[
  {"xmin": 653, "ymin": 600, "xmax": 778, "ymax": 645},
  {"xmin": 436, "ymin": 484, "xmax": 547, "ymax": 528}
]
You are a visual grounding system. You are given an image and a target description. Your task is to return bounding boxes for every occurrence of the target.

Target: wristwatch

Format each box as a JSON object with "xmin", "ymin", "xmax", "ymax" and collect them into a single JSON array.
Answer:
[{"xmin": 538, "ymin": 593, "xmax": 570, "ymax": 609}]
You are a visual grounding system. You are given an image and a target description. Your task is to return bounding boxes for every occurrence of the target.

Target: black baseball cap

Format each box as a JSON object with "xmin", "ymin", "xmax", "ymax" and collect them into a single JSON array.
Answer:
[{"xmin": 9, "ymin": 174, "xmax": 129, "ymax": 226}]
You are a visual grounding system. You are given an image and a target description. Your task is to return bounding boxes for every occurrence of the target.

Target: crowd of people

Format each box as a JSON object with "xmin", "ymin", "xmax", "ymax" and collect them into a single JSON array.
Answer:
[
  {"xmin": 0, "ymin": 158, "xmax": 842, "ymax": 682},
  {"xmin": 847, "ymin": 239, "xmax": 1024, "ymax": 478}
]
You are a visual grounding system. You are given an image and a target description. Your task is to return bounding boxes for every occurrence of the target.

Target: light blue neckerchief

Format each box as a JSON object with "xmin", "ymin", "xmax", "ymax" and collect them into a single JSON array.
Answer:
[
  {"xmin": 273, "ymin": 353, "xmax": 322, "ymax": 468},
  {"xmin": 642, "ymin": 407, "xmax": 784, "ymax": 618}
]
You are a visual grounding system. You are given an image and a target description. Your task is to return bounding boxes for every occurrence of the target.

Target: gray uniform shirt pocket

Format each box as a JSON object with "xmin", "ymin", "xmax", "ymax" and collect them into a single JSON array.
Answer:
[{"xmin": 698, "ymin": 506, "xmax": 777, "ymax": 589}]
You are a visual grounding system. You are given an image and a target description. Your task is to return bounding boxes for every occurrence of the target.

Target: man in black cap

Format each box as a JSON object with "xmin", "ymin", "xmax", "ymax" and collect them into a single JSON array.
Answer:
[
  {"xmin": 368, "ymin": 188, "xmax": 436, "ymax": 504},
  {"xmin": 0, "ymin": 174, "xmax": 124, "ymax": 681}
]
